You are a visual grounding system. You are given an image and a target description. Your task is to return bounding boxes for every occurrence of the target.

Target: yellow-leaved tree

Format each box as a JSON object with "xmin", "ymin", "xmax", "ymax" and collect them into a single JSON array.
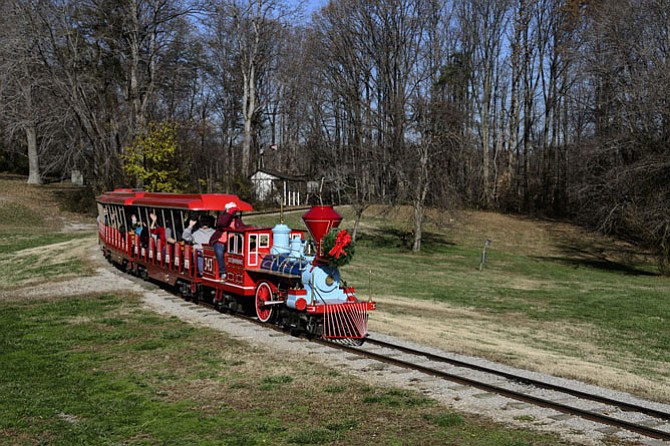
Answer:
[{"xmin": 122, "ymin": 122, "xmax": 184, "ymax": 192}]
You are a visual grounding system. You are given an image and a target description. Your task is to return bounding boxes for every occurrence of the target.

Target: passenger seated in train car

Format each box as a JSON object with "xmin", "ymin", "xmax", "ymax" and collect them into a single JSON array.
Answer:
[
  {"xmin": 96, "ymin": 205, "xmax": 108, "ymax": 226},
  {"xmin": 132, "ymin": 214, "xmax": 150, "ymax": 248},
  {"xmin": 110, "ymin": 208, "xmax": 127, "ymax": 237},
  {"xmin": 210, "ymin": 202, "xmax": 240, "ymax": 278},
  {"xmin": 118, "ymin": 213, "xmax": 128, "ymax": 235},
  {"xmin": 149, "ymin": 211, "xmax": 166, "ymax": 245},
  {"xmin": 130, "ymin": 213, "xmax": 141, "ymax": 233},
  {"xmin": 123, "ymin": 212, "xmax": 140, "ymax": 248},
  {"xmin": 164, "ymin": 227, "xmax": 177, "ymax": 244},
  {"xmin": 182, "ymin": 214, "xmax": 215, "ymax": 276},
  {"xmin": 128, "ymin": 213, "xmax": 149, "ymax": 244},
  {"xmin": 172, "ymin": 216, "xmax": 185, "ymax": 243}
]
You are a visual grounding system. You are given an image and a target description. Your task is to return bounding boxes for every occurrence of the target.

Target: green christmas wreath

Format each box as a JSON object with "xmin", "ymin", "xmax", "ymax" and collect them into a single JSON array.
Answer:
[{"xmin": 321, "ymin": 228, "xmax": 355, "ymax": 268}]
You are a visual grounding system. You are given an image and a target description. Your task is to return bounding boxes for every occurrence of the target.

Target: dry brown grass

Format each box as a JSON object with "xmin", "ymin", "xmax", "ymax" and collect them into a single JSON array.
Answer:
[
  {"xmin": 369, "ymin": 294, "xmax": 670, "ymax": 402},
  {"xmin": 364, "ymin": 205, "xmax": 653, "ymax": 264},
  {"xmin": 0, "ymin": 177, "xmax": 94, "ymax": 231}
]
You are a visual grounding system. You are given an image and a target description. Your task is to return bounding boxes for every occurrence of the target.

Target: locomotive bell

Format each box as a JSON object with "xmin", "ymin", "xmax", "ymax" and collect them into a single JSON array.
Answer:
[{"xmin": 302, "ymin": 206, "xmax": 342, "ymax": 258}]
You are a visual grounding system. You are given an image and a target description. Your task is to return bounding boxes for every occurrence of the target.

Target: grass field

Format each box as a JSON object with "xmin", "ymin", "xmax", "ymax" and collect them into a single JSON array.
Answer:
[{"xmin": 0, "ymin": 177, "xmax": 665, "ymax": 444}]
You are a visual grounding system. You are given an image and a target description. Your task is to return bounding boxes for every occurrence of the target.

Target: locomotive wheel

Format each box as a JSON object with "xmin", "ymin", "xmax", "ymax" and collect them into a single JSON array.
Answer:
[{"xmin": 255, "ymin": 282, "xmax": 275, "ymax": 323}]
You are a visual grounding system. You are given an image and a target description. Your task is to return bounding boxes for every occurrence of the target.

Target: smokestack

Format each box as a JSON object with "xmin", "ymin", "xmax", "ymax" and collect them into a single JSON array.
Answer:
[{"xmin": 302, "ymin": 206, "xmax": 342, "ymax": 259}]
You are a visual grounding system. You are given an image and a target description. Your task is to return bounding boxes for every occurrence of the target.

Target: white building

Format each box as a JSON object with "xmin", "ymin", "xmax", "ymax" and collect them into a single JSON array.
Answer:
[{"xmin": 249, "ymin": 169, "xmax": 309, "ymax": 206}]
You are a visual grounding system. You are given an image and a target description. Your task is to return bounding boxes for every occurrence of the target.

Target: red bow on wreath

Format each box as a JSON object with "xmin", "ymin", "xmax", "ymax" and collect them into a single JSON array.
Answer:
[{"xmin": 328, "ymin": 229, "xmax": 351, "ymax": 259}]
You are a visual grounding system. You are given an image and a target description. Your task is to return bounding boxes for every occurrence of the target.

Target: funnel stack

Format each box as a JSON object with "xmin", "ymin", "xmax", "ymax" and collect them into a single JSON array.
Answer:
[{"xmin": 302, "ymin": 206, "xmax": 342, "ymax": 259}]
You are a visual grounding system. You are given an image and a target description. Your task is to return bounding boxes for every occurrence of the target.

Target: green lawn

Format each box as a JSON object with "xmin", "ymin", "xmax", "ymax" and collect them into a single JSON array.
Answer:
[
  {"xmin": 0, "ymin": 293, "xmax": 572, "ymax": 446},
  {"xmin": 346, "ymin": 225, "xmax": 669, "ymax": 367}
]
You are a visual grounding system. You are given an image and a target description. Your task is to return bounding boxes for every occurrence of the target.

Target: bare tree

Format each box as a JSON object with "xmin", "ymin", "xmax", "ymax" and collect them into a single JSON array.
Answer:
[
  {"xmin": 310, "ymin": 0, "xmax": 378, "ymax": 236},
  {"xmin": 456, "ymin": 0, "xmax": 510, "ymax": 207},
  {"xmin": 0, "ymin": 1, "xmax": 62, "ymax": 184},
  {"xmin": 205, "ymin": 0, "xmax": 296, "ymax": 177}
]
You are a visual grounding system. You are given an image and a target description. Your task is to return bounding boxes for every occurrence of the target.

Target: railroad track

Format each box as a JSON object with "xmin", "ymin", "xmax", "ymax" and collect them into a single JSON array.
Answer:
[
  {"xmin": 118, "ymin": 265, "xmax": 670, "ymax": 443},
  {"xmin": 187, "ymin": 290, "xmax": 670, "ymax": 442},
  {"xmin": 319, "ymin": 336, "xmax": 670, "ymax": 443}
]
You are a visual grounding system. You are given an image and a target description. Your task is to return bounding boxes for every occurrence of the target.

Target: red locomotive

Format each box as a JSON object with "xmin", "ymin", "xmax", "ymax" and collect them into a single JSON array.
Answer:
[{"xmin": 96, "ymin": 190, "xmax": 375, "ymax": 343}]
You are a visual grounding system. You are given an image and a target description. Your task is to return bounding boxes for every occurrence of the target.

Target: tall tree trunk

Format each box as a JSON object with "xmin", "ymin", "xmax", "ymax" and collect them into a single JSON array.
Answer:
[
  {"xmin": 412, "ymin": 142, "xmax": 430, "ymax": 253},
  {"xmin": 412, "ymin": 200, "xmax": 423, "ymax": 253},
  {"xmin": 507, "ymin": 0, "xmax": 530, "ymax": 209},
  {"xmin": 242, "ymin": 66, "xmax": 255, "ymax": 175},
  {"xmin": 481, "ymin": 96, "xmax": 491, "ymax": 206},
  {"xmin": 26, "ymin": 124, "xmax": 41, "ymax": 185}
]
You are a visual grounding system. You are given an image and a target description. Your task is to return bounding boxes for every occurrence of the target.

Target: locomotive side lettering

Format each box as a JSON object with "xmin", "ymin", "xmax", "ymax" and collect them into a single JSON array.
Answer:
[{"xmin": 203, "ymin": 257, "xmax": 214, "ymax": 274}]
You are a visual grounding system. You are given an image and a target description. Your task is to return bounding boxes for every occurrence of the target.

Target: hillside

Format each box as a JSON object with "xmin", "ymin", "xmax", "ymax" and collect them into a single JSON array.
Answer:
[
  {"xmin": 336, "ymin": 207, "xmax": 670, "ymax": 403},
  {"xmin": 2, "ymin": 177, "xmax": 668, "ymax": 404}
]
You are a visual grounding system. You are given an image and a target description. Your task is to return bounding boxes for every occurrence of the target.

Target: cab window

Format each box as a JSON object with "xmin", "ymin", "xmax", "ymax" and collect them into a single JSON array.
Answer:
[{"xmin": 228, "ymin": 233, "xmax": 244, "ymax": 254}]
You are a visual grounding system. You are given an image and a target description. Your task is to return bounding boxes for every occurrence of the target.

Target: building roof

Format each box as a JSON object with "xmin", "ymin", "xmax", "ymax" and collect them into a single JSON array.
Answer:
[{"xmin": 249, "ymin": 168, "xmax": 306, "ymax": 182}]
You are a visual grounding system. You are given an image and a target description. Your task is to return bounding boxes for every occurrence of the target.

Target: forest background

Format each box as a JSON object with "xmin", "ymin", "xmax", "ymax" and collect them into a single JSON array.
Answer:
[{"xmin": 2, "ymin": 0, "xmax": 670, "ymax": 268}]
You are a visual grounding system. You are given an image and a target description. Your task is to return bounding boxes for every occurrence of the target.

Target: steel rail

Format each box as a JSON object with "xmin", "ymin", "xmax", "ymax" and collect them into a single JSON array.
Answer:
[
  {"xmin": 320, "ymin": 338, "xmax": 670, "ymax": 442},
  {"xmin": 365, "ymin": 337, "xmax": 670, "ymax": 422}
]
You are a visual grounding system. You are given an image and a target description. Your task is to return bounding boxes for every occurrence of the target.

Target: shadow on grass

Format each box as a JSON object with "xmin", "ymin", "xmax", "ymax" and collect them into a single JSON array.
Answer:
[
  {"xmin": 357, "ymin": 227, "xmax": 455, "ymax": 253},
  {"xmin": 534, "ymin": 241, "xmax": 659, "ymax": 276},
  {"xmin": 533, "ymin": 255, "xmax": 659, "ymax": 276}
]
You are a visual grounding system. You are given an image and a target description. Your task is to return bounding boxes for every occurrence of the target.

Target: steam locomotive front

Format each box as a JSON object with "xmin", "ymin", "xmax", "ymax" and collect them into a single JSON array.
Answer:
[
  {"xmin": 258, "ymin": 206, "xmax": 373, "ymax": 341},
  {"xmin": 261, "ymin": 206, "xmax": 354, "ymax": 309},
  {"xmin": 300, "ymin": 205, "xmax": 356, "ymax": 304}
]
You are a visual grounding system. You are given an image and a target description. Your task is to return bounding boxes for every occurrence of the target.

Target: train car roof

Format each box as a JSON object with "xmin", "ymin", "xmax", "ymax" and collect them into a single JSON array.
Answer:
[
  {"xmin": 96, "ymin": 189, "xmax": 146, "ymax": 205},
  {"xmin": 133, "ymin": 193, "xmax": 253, "ymax": 211},
  {"xmin": 96, "ymin": 190, "xmax": 253, "ymax": 212}
]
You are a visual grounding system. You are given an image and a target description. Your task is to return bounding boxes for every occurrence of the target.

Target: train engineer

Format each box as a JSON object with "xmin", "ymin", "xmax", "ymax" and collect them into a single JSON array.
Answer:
[{"xmin": 210, "ymin": 201, "xmax": 240, "ymax": 278}]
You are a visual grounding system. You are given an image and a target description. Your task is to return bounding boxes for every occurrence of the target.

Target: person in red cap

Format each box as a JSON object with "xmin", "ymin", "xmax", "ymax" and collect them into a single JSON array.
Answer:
[{"xmin": 210, "ymin": 201, "xmax": 238, "ymax": 280}]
